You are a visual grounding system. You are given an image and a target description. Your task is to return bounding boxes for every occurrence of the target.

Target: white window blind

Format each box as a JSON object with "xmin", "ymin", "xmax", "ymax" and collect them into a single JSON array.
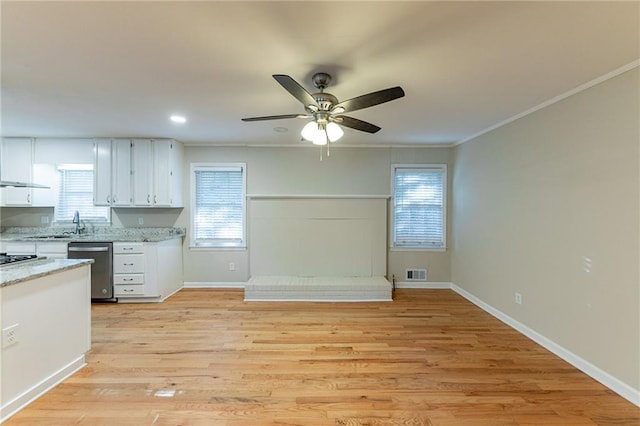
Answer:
[
  {"xmin": 392, "ymin": 165, "xmax": 446, "ymax": 249},
  {"xmin": 192, "ymin": 164, "xmax": 245, "ymax": 247},
  {"xmin": 55, "ymin": 165, "xmax": 109, "ymax": 222}
]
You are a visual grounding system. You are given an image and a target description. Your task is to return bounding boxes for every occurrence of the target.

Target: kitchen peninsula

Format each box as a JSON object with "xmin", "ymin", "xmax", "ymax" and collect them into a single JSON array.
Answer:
[{"xmin": 1, "ymin": 258, "xmax": 93, "ymax": 422}]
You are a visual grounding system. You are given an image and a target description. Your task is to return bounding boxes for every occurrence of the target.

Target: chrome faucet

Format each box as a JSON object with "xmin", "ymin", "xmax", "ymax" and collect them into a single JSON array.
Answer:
[{"xmin": 72, "ymin": 211, "xmax": 81, "ymax": 234}]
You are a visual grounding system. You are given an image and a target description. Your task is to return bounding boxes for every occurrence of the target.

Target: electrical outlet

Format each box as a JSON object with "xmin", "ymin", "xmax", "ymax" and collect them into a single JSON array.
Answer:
[
  {"xmin": 229, "ymin": 262, "xmax": 235, "ymax": 271},
  {"xmin": 138, "ymin": 217, "xmax": 144, "ymax": 225},
  {"xmin": 2, "ymin": 324, "xmax": 19, "ymax": 348},
  {"xmin": 515, "ymin": 292, "xmax": 522, "ymax": 305}
]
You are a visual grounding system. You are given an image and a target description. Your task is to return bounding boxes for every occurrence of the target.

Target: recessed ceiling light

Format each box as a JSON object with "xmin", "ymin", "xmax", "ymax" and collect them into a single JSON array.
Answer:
[
  {"xmin": 273, "ymin": 126, "xmax": 288, "ymax": 133},
  {"xmin": 170, "ymin": 115, "xmax": 187, "ymax": 124}
]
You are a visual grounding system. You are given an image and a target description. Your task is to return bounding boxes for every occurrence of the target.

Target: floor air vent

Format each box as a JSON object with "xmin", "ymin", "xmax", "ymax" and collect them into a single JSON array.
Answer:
[{"xmin": 406, "ymin": 269, "xmax": 427, "ymax": 281}]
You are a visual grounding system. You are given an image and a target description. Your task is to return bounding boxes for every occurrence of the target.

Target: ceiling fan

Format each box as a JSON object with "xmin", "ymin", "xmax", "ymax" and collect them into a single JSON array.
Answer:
[{"xmin": 242, "ymin": 73, "xmax": 405, "ymax": 146}]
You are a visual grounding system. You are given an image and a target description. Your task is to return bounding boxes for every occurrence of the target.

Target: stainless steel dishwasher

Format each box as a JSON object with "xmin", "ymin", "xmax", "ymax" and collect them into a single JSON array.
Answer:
[{"xmin": 68, "ymin": 242, "xmax": 114, "ymax": 301}]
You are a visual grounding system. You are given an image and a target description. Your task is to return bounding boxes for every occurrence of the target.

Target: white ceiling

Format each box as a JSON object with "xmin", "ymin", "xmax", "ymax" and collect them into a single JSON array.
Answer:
[{"xmin": 2, "ymin": 1, "xmax": 638, "ymax": 147}]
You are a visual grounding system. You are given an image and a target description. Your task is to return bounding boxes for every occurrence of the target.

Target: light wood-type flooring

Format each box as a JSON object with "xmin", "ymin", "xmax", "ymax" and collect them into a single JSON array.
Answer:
[{"xmin": 5, "ymin": 289, "xmax": 640, "ymax": 425}]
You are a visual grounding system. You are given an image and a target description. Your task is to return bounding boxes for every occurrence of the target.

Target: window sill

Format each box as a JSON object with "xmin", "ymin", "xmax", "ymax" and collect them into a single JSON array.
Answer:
[
  {"xmin": 189, "ymin": 245, "xmax": 247, "ymax": 251},
  {"xmin": 390, "ymin": 246, "xmax": 447, "ymax": 253}
]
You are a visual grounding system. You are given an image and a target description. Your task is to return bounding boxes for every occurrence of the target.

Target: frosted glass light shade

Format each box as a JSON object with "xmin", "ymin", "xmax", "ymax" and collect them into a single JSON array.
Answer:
[
  {"xmin": 301, "ymin": 121, "xmax": 317, "ymax": 141},
  {"xmin": 313, "ymin": 130, "xmax": 327, "ymax": 146},
  {"xmin": 326, "ymin": 122, "xmax": 344, "ymax": 142}
]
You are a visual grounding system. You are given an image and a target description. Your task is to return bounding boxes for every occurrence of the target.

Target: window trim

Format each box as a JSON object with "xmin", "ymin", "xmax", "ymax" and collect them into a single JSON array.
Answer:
[
  {"xmin": 390, "ymin": 163, "xmax": 447, "ymax": 250},
  {"xmin": 189, "ymin": 162, "xmax": 247, "ymax": 249}
]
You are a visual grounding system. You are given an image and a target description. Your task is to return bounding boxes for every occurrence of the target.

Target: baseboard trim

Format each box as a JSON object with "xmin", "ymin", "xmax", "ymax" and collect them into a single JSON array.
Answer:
[
  {"xmin": 160, "ymin": 286, "xmax": 183, "ymax": 301},
  {"xmin": 1, "ymin": 355, "xmax": 86, "ymax": 423},
  {"xmin": 450, "ymin": 283, "xmax": 640, "ymax": 407},
  {"xmin": 183, "ymin": 282, "xmax": 245, "ymax": 289},
  {"xmin": 244, "ymin": 297, "xmax": 392, "ymax": 303},
  {"xmin": 395, "ymin": 281, "xmax": 452, "ymax": 289}
]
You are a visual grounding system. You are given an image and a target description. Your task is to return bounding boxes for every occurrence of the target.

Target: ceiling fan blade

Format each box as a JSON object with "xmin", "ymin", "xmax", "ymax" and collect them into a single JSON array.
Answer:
[
  {"xmin": 273, "ymin": 74, "xmax": 318, "ymax": 108},
  {"xmin": 242, "ymin": 114, "xmax": 309, "ymax": 122},
  {"xmin": 334, "ymin": 115, "xmax": 381, "ymax": 133},
  {"xmin": 334, "ymin": 86, "xmax": 405, "ymax": 114}
]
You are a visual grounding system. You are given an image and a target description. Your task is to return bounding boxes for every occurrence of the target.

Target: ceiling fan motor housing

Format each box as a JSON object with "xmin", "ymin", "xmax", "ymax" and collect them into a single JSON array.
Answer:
[
  {"xmin": 312, "ymin": 72, "xmax": 332, "ymax": 90},
  {"xmin": 312, "ymin": 92, "xmax": 338, "ymax": 112}
]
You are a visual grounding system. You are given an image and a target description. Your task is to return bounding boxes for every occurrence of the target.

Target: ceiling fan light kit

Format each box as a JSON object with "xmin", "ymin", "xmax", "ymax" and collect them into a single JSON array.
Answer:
[
  {"xmin": 242, "ymin": 72, "xmax": 405, "ymax": 157},
  {"xmin": 301, "ymin": 121, "xmax": 344, "ymax": 145}
]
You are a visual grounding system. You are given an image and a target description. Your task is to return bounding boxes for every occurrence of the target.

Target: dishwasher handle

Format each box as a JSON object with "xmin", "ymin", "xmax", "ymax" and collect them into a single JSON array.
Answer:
[{"xmin": 68, "ymin": 246, "xmax": 110, "ymax": 252}]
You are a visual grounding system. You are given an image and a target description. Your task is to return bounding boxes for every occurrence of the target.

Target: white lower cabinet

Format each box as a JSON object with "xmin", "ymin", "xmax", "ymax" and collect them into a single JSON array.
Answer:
[
  {"xmin": 36, "ymin": 242, "xmax": 68, "ymax": 259},
  {"xmin": 4, "ymin": 241, "xmax": 67, "ymax": 259},
  {"xmin": 114, "ymin": 239, "xmax": 182, "ymax": 302},
  {"xmin": 4, "ymin": 242, "xmax": 36, "ymax": 255}
]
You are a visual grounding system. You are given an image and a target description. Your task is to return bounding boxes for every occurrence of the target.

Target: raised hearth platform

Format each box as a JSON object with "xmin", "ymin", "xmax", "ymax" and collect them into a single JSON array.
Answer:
[{"xmin": 244, "ymin": 276, "xmax": 392, "ymax": 302}]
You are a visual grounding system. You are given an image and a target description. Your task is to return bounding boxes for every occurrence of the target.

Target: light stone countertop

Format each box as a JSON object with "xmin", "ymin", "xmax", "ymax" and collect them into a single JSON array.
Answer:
[
  {"xmin": 0, "ymin": 258, "xmax": 94, "ymax": 288},
  {"xmin": 0, "ymin": 227, "xmax": 185, "ymax": 243}
]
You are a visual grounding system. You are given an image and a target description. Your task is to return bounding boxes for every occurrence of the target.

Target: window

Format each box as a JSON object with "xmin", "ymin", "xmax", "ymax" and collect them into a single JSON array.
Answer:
[
  {"xmin": 55, "ymin": 164, "xmax": 109, "ymax": 223},
  {"xmin": 392, "ymin": 164, "xmax": 446, "ymax": 249},
  {"xmin": 191, "ymin": 163, "xmax": 246, "ymax": 248}
]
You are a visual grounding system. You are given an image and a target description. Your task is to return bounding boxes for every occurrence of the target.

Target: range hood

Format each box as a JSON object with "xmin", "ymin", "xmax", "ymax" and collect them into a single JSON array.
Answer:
[{"xmin": 0, "ymin": 180, "xmax": 50, "ymax": 189}]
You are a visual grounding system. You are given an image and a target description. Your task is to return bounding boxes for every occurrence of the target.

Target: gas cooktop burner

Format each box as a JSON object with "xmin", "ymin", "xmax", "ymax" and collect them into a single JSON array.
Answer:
[{"xmin": 0, "ymin": 253, "xmax": 39, "ymax": 266}]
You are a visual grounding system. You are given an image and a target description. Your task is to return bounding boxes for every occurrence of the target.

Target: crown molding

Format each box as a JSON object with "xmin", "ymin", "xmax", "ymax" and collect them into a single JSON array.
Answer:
[{"xmin": 454, "ymin": 59, "xmax": 640, "ymax": 147}]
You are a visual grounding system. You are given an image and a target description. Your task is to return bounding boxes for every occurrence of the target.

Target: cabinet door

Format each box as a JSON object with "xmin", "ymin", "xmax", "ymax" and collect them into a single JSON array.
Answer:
[
  {"xmin": 111, "ymin": 139, "xmax": 132, "ymax": 206},
  {"xmin": 132, "ymin": 139, "xmax": 153, "ymax": 206},
  {"xmin": 94, "ymin": 139, "xmax": 112, "ymax": 206},
  {"xmin": 5, "ymin": 242, "xmax": 37, "ymax": 255},
  {"xmin": 1, "ymin": 138, "xmax": 33, "ymax": 206},
  {"xmin": 152, "ymin": 140, "xmax": 173, "ymax": 206}
]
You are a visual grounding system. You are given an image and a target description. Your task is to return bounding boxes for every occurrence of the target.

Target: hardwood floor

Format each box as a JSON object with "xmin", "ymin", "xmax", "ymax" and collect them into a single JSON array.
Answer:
[{"xmin": 5, "ymin": 289, "xmax": 640, "ymax": 425}]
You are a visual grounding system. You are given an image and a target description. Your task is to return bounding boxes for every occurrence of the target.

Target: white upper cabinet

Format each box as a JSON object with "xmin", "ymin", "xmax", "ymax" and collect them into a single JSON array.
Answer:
[
  {"xmin": 132, "ymin": 139, "xmax": 152, "ymax": 206},
  {"xmin": 152, "ymin": 139, "xmax": 183, "ymax": 207},
  {"xmin": 94, "ymin": 139, "xmax": 132, "ymax": 206},
  {"xmin": 97, "ymin": 138, "xmax": 183, "ymax": 208},
  {"xmin": 1, "ymin": 138, "xmax": 34, "ymax": 206},
  {"xmin": 111, "ymin": 139, "xmax": 132, "ymax": 206},
  {"xmin": 94, "ymin": 139, "xmax": 112, "ymax": 206},
  {"xmin": 131, "ymin": 139, "xmax": 183, "ymax": 207}
]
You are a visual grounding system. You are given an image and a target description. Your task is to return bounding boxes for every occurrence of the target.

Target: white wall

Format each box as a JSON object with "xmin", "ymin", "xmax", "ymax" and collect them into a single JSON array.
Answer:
[
  {"xmin": 178, "ymin": 146, "xmax": 452, "ymax": 284},
  {"xmin": 250, "ymin": 198, "xmax": 387, "ymax": 277},
  {"xmin": 451, "ymin": 68, "xmax": 639, "ymax": 392}
]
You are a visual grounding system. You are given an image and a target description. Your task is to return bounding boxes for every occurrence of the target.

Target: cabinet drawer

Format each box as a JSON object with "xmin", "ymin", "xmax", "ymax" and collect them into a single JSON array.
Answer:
[
  {"xmin": 113, "ymin": 254, "xmax": 144, "ymax": 273},
  {"xmin": 114, "ymin": 274, "xmax": 144, "ymax": 285},
  {"xmin": 114, "ymin": 285, "xmax": 145, "ymax": 296},
  {"xmin": 113, "ymin": 242, "xmax": 144, "ymax": 254}
]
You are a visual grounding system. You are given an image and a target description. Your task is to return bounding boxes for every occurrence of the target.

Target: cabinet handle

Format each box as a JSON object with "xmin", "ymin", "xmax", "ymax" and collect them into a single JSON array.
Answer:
[
  {"xmin": 154, "ymin": 195, "xmax": 157, "ymax": 204},
  {"xmin": 124, "ymin": 288, "xmax": 134, "ymax": 292},
  {"xmin": 123, "ymin": 278, "xmax": 134, "ymax": 281},
  {"xmin": 147, "ymin": 194, "xmax": 150, "ymax": 204},
  {"xmin": 27, "ymin": 193, "xmax": 30, "ymax": 203},
  {"xmin": 124, "ymin": 263, "xmax": 134, "ymax": 266},
  {"xmin": 107, "ymin": 196, "xmax": 111, "ymax": 204},
  {"xmin": 123, "ymin": 247, "xmax": 133, "ymax": 251}
]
